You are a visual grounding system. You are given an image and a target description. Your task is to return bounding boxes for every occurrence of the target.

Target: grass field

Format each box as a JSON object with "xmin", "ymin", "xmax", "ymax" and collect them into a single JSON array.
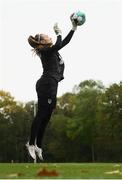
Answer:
[{"xmin": 0, "ymin": 163, "xmax": 122, "ymax": 179}]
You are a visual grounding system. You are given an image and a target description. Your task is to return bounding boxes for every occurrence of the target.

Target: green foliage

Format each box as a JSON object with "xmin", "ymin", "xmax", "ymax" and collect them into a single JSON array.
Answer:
[
  {"xmin": 0, "ymin": 91, "xmax": 34, "ymax": 162},
  {"xmin": 95, "ymin": 82, "xmax": 122, "ymax": 162},
  {"xmin": 57, "ymin": 92, "xmax": 76, "ymax": 117},
  {"xmin": 0, "ymin": 80, "xmax": 122, "ymax": 162}
]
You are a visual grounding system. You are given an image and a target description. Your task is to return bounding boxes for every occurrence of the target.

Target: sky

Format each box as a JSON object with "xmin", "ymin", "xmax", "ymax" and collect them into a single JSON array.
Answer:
[{"xmin": 0, "ymin": 0, "xmax": 122, "ymax": 102}]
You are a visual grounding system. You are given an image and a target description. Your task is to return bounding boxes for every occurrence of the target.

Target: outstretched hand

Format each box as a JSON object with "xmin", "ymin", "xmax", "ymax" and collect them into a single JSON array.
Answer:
[
  {"xmin": 70, "ymin": 13, "xmax": 77, "ymax": 31},
  {"xmin": 53, "ymin": 23, "xmax": 62, "ymax": 35}
]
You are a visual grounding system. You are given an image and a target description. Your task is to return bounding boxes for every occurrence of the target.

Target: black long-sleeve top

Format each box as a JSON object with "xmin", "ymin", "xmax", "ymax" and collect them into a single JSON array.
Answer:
[{"xmin": 38, "ymin": 30, "xmax": 75, "ymax": 82}]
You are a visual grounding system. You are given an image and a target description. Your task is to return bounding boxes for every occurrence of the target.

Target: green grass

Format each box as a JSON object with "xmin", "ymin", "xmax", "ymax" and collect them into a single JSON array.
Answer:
[{"xmin": 0, "ymin": 163, "xmax": 122, "ymax": 179}]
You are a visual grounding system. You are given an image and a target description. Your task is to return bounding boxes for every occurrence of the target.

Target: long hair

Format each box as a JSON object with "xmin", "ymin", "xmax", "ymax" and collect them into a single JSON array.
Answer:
[{"xmin": 28, "ymin": 34, "xmax": 45, "ymax": 56}]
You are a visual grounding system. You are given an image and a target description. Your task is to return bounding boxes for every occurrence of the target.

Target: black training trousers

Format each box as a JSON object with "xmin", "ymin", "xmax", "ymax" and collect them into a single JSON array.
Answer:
[{"xmin": 29, "ymin": 76, "xmax": 58, "ymax": 148}]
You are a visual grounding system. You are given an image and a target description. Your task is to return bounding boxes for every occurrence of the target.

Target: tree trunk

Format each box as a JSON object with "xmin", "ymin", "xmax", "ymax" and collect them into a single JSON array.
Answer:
[{"xmin": 91, "ymin": 144, "xmax": 95, "ymax": 162}]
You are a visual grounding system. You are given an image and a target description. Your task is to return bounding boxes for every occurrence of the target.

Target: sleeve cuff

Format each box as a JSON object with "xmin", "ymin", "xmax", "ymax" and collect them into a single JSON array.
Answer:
[
  {"xmin": 72, "ymin": 26, "xmax": 77, "ymax": 31},
  {"xmin": 56, "ymin": 33, "xmax": 62, "ymax": 36}
]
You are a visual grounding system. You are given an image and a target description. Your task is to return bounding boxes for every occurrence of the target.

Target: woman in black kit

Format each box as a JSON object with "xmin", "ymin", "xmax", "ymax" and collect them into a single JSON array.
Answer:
[{"xmin": 26, "ymin": 20, "xmax": 78, "ymax": 160}]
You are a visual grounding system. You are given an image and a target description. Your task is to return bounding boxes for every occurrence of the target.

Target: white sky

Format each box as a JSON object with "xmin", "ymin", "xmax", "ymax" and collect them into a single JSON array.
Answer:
[{"xmin": 0, "ymin": 0, "xmax": 122, "ymax": 102}]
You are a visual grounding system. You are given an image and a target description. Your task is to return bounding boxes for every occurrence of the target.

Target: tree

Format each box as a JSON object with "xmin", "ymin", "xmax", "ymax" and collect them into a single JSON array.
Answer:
[
  {"xmin": 67, "ymin": 80, "xmax": 104, "ymax": 162},
  {"xmin": 57, "ymin": 92, "xmax": 76, "ymax": 117},
  {"xmin": 0, "ymin": 81, "xmax": 122, "ymax": 162},
  {"xmin": 0, "ymin": 91, "xmax": 34, "ymax": 162},
  {"xmin": 95, "ymin": 82, "xmax": 122, "ymax": 161}
]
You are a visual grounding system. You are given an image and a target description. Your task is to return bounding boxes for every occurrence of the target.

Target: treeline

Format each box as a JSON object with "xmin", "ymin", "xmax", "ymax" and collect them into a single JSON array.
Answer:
[{"xmin": 0, "ymin": 80, "xmax": 122, "ymax": 163}]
